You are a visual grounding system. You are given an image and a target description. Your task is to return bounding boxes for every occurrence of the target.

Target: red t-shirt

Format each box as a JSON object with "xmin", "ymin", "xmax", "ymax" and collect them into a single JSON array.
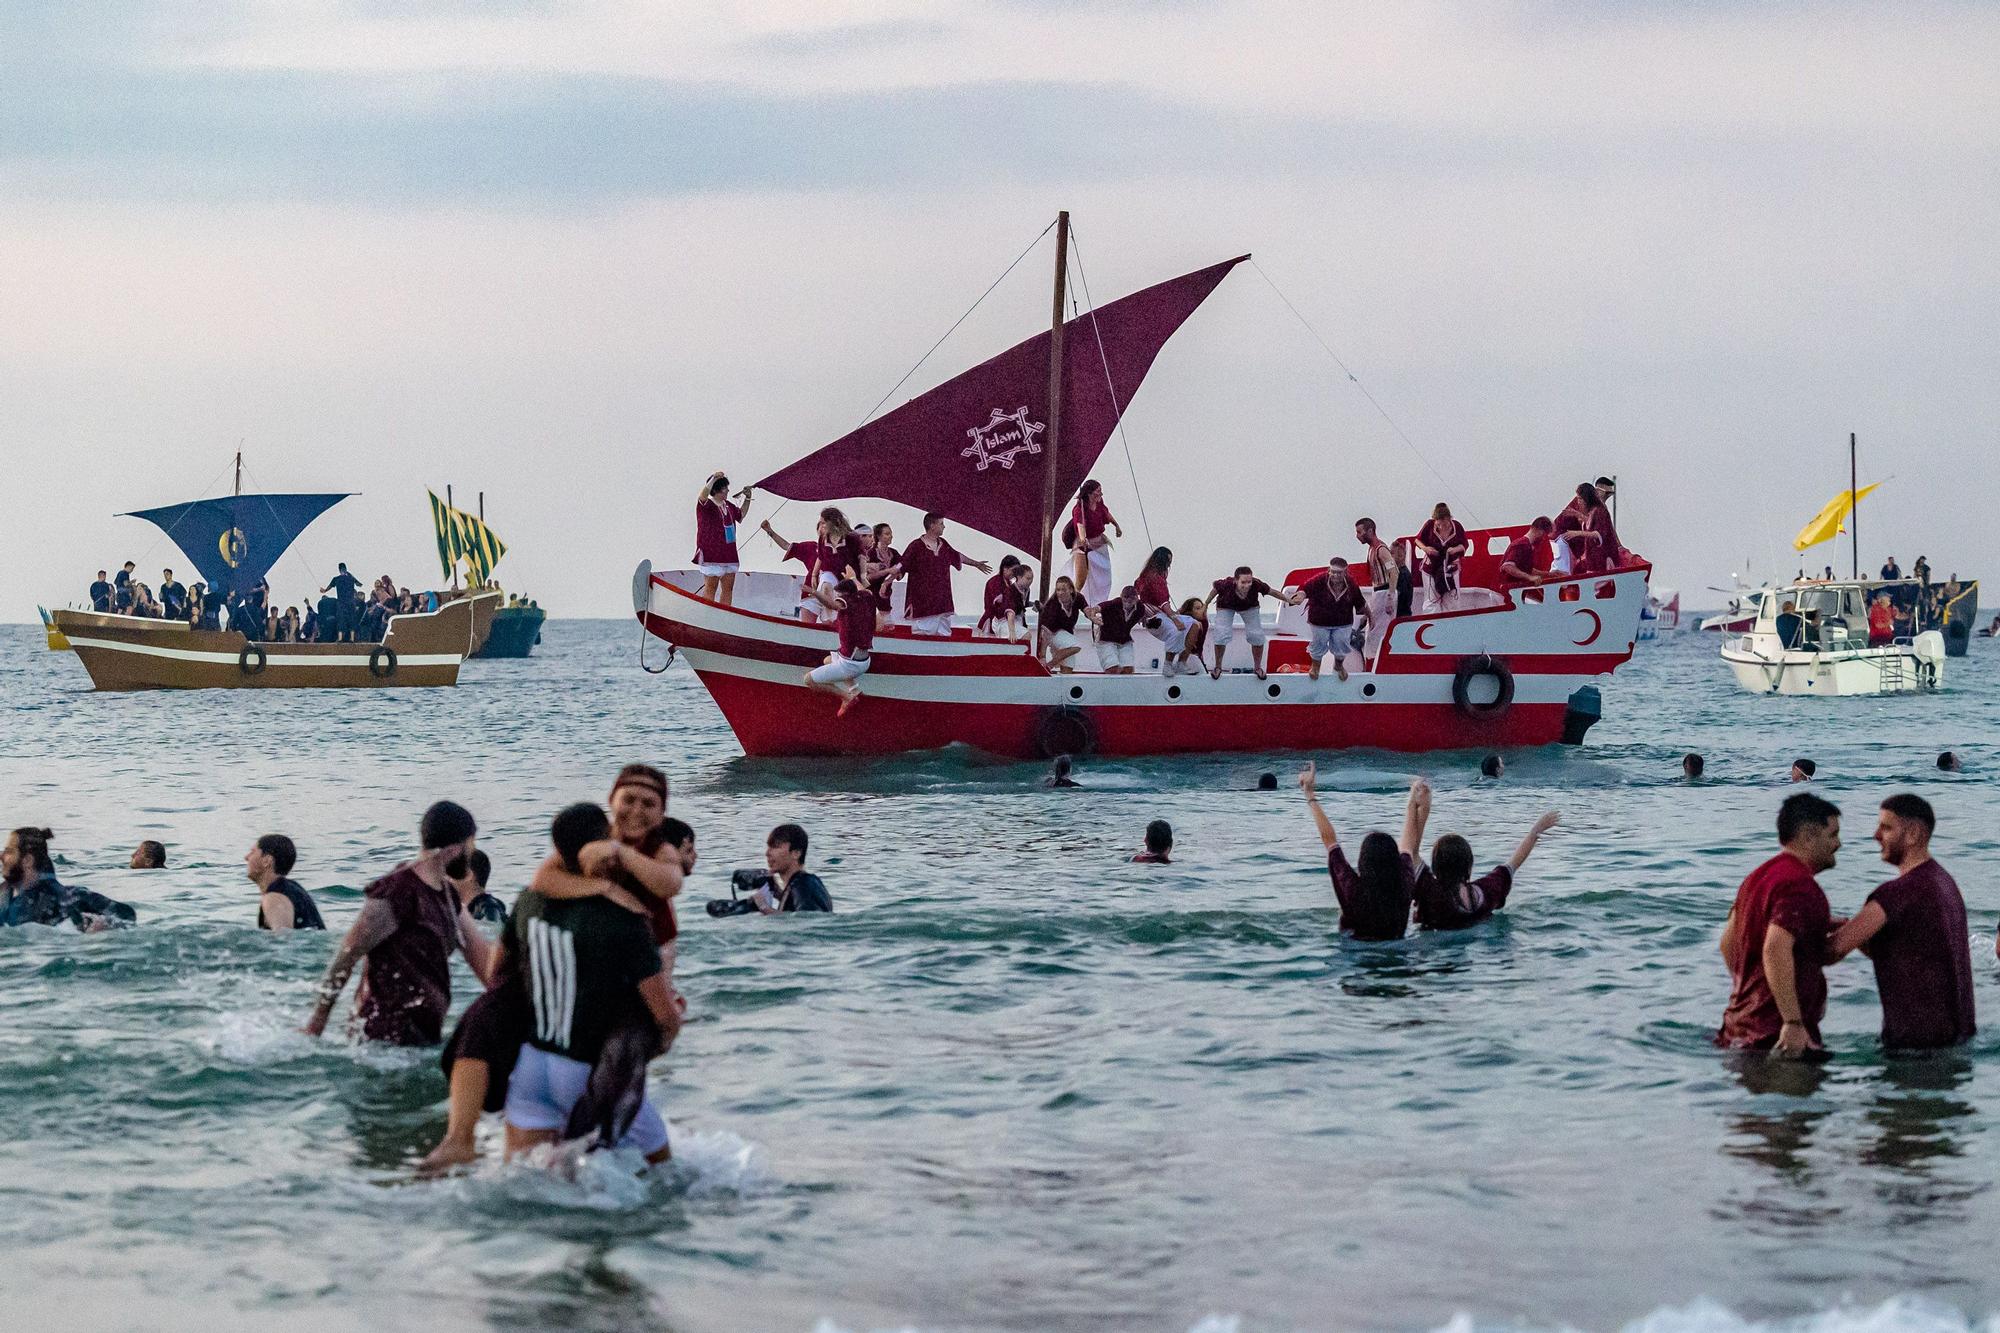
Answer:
[
  {"xmin": 357, "ymin": 865, "xmax": 464, "ymax": 1046},
  {"xmin": 692, "ymin": 499, "xmax": 742, "ymax": 565},
  {"xmin": 1413, "ymin": 863, "xmax": 1513, "ymax": 930},
  {"xmin": 900, "ymin": 537, "xmax": 963, "ymax": 618},
  {"xmin": 1500, "ymin": 536, "xmax": 1540, "ymax": 585},
  {"xmin": 779, "ymin": 540, "xmax": 820, "ymax": 575},
  {"xmin": 1094, "ymin": 598, "xmax": 1143, "ymax": 644},
  {"xmin": 1865, "ymin": 860, "xmax": 1976, "ymax": 1050},
  {"xmin": 1134, "ymin": 570, "xmax": 1172, "ymax": 611},
  {"xmin": 1717, "ymin": 852, "xmax": 1832, "ymax": 1049},
  {"xmin": 1211, "ymin": 577, "xmax": 1272, "ymax": 613},
  {"xmin": 835, "ymin": 584, "xmax": 879, "ymax": 657},
  {"xmin": 979, "ymin": 578, "xmax": 1026, "ymax": 631},
  {"xmin": 1040, "ymin": 594, "xmax": 1081, "ymax": 634},
  {"xmin": 1868, "ymin": 602, "xmax": 1895, "ymax": 640},
  {"xmin": 1073, "ymin": 498, "xmax": 1115, "ymax": 541},
  {"xmin": 1300, "ymin": 572, "xmax": 1366, "ymax": 627}
]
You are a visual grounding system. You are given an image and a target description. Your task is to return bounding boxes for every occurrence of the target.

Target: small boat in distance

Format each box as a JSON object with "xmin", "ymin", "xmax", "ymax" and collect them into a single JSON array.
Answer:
[
  {"xmin": 1721, "ymin": 579, "xmax": 1945, "ymax": 695},
  {"xmin": 428, "ymin": 488, "xmax": 546, "ymax": 659}
]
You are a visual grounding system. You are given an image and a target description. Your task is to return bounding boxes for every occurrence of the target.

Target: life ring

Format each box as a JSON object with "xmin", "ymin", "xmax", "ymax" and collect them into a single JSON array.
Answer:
[
  {"xmin": 1451, "ymin": 654, "xmax": 1514, "ymax": 719},
  {"xmin": 1034, "ymin": 705, "xmax": 1097, "ymax": 759},
  {"xmin": 368, "ymin": 645, "xmax": 398, "ymax": 679},
  {"xmin": 238, "ymin": 643, "xmax": 267, "ymax": 676}
]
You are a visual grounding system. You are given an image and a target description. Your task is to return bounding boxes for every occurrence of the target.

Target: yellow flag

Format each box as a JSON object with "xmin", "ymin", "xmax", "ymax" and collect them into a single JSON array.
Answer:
[{"xmin": 1793, "ymin": 482, "xmax": 1881, "ymax": 552}]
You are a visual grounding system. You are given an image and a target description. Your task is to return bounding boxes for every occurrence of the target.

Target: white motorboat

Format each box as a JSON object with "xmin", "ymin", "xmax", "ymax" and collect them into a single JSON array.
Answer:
[
  {"xmin": 1699, "ymin": 586, "xmax": 1769, "ymax": 634},
  {"xmin": 1720, "ymin": 580, "xmax": 1944, "ymax": 696}
]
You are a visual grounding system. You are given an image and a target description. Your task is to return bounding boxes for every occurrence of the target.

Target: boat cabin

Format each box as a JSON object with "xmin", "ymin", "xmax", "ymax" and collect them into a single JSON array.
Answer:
[{"xmin": 1752, "ymin": 581, "xmax": 1880, "ymax": 651}]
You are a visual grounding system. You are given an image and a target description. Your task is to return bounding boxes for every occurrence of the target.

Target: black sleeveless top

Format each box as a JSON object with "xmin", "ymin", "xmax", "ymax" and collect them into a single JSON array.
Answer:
[{"xmin": 258, "ymin": 877, "xmax": 326, "ymax": 930}]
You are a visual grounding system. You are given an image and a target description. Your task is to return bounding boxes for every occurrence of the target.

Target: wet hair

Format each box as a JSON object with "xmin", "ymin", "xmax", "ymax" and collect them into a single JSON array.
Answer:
[
  {"xmin": 1051, "ymin": 754, "xmax": 1073, "ymax": 778},
  {"xmin": 659, "ymin": 816, "xmax": 695, "ymax": 850},
  {"xmin": 468, "ymin": 848, "xmax": 492, "ymax": 888},
  {"xmin": 134, "ymin": 840, "xmax": 167, "ymax": 869},
  {"xmin": 768, "ymin": 823, "xmax": 809, "ymax": 862},
  {"xmin": 420, "ymin": 799, "xmax": 477, "ymax": 850},
  {"xmin": 1937, "ymin": 751, "xmax": 1959, "ymax": 771},
  {"xmin": 1432, "ymin": 833, "xmax": 1474, "ymax": 890},
  {"xmin": 1142, "ymin": 547, "xmax": 1173, "ymax": 577},
  {"xmin": 1256, "ymin": 772, "xmax": 1278, "ymax": 791},
  {"xmin": 256, "ymin": 834, "xmax": 297, "ymax": 877},
  {"xmin": 552, "ymin": 803, "xmax": 610, "ymax": 871},
  {"xmin": 1792, "ymin": 758, "xmax": 1816, "ymax": 778},
  {"xmin": 1776, "ymin": 792, "xmax": 1840, "ymax": 844},
  {"xmin": 1479, "ymin": 755, "xmax": 1503, "ymax": 779},
  {"xmin": 1682, "ymin": 753, "xmax": 1705, "ymax": 778},
  {"xmin": 10, "ymin": 827, "xmax": 54, "ymax": 875},
  {"xmin": 1349, "ymin": 831, "xmax": 1410, "ymax": 940},
  {"xmin": 1233, "ymin": 565, "xmax": 1253, "ymax": 578},
  {"xmin": 1880, "ymin": 793, "xmax": 1935, "ymax": 836},
  {"xmin": 1144, "ymin": 820, "xmax": 1173, "ymax": 854}
]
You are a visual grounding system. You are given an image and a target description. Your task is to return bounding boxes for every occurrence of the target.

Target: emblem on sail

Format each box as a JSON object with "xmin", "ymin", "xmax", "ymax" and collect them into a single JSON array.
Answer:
[
  {"xmin": 961, "ymin": 407, "xmax": 1045, "ymax": 472},
  {"xmin": 219, "ymin": 526, "xmax": 248, "ymax": 568}
]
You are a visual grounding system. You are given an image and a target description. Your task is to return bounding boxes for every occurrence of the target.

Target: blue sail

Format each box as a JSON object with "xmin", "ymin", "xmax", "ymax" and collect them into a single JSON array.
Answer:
[{"xmin": 122, "ymin": 493, "xmax": 352, "ymax": 598}]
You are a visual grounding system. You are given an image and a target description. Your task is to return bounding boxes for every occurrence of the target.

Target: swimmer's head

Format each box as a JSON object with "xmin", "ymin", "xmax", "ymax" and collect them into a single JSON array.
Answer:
[
  {"xmin": 1480, "ymin": 754, "xmax": 1504, "ymax": 779},
  {"xmin": 1431, "ymin": 833, "xmax": 1474, "ymax": 889},
  {"xmin": 248, "ymin": 834, "xmax": 296, "ymax": 883},
  {"xmin": 766, "ymin": 823, "xmax": 809, "ymax": 875},
  {"xmin": 1937, "ymin": 751, "xmax": 1961, "ymax": 772},
  {"xmin": 1682, "ymin": 753, "xmax": 1705, "ymax": 779},
  {"xmin": 1256, "ymin": 772, "xmax": 1278, "ymax": 791},
  {"xmin": 1144, "ymin": 820, "xmax": 1173, "ymax": 857},
  {"xmin": 1051, "ymin": 754, "xmax": 1073, "ymax": 779},
  {"xmin": 4, "ymin": 827, "xmax": 54, "ymax": 884},
  {"xmin": 1351, "ymin": 831, "xmax": 1408, "ymax": 938},
  {"xmin": 1790, "ymin": 758, "xmax": 1816, "ymax": 782},
  {"xmin": 130, "ymin": 840, "xmax": 167, "ymax": 870},
  {"xmin": 551, "ymin": 802, "xmax": 611, "ymax": 872}
]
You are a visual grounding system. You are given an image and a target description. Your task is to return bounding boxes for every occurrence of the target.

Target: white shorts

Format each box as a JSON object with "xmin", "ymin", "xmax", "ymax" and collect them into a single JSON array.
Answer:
[
  {"xmin": 698, "ymin": 562, "xmax": 740, "ymax": 578},
  {"xmin": 504, "ymin": 1043, "xmax": 670, "ymax": 1156},
  {"xmin": 809, "ymin": 652, "xmax": 871, "ymax": 685},
  {"xmin": 1154, "ymin": 613, "xmax": 1195, "ymax": 656},
  {"xmin": 1045, "ymin": 629, "xmax": 1080, "ymax": 653},
  {"xmin": 908, "ymin": 612, "xmax": 953, "ymax": 636},
  {"xmin": 1095, "ymin": 639, "xmax": 1135, "ymax": 670},
  {"xmin": 1210, "ymin": 607, "xmax": 1267, "ymax": 647},
  {"xmin": 1309, "ymin": 622, "xmax": 1364, "ymax": 661}
]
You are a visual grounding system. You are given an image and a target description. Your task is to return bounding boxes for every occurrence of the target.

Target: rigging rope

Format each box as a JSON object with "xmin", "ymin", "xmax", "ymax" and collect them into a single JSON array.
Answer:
[
  {"xmin": 1067, "ymin": 226, "xmax": 1153, "ymax": 553},
  {"xmin": 1249, "ymin": 258, "xmax": 1477, "ymax": 524}
]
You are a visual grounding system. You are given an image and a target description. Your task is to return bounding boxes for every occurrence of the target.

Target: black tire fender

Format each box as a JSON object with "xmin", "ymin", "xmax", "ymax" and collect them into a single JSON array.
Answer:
[
  {"xmin": 238, "ymin": 643, "xmax": 268, "ymax": 676},
  {"xmin": 1034, "ymin": 705, "xmax": 1097, "ymax": 760},
  {"xmin": 1451, "ymin": 654, "xmax": 1514, "ymax": 719},
  {"xmin": 368, "ymin": 645, "xmax": 398, "ymax": 679}
]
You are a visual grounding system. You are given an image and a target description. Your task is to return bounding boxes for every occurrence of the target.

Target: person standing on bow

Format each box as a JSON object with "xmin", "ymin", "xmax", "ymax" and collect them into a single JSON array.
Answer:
[
  {"xmin": 1202, "ymin": 566, "xmax": 1300, "ymax": 681},
  {"xmin": 1355, "ymin": 519, "xmax": 1397, "ymax": 662},
  {"xmin": 1133, "ymin": 547, "xmax": 1175, "ymax": 617},
  {"xmin": 761, "ymin": 514, "xmax": 829, "ymax": 621},
  {"xmin": 899, "ymin": 511, "xmax": 992, "ymax": 636},
  {"xmin": 693, "ymin": 472, "xmax": 752, "ymax": 606},
  {"xmin": 1298, "ymin": 557, "xmax": 1368, "ymax": 681},
  {"xmin": 1067, "ymin": 480, "xmax": 1122, "ymax": 604},
  {"xmin": 1416, "ymin": 503, "xmax": 1469, "ymax": 612}
]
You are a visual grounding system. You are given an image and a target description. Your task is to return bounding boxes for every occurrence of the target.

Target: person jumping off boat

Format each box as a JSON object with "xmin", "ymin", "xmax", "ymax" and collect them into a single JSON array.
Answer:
[{"xmin": 804, "ymin": 577, "xmax": 879, "ymax": 716}]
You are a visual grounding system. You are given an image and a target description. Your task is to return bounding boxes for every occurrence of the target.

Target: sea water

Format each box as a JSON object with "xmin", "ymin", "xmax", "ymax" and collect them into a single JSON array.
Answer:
[{"xmin": 2, "ymin": 622, "xmax": 1995, "ymax": 1332}]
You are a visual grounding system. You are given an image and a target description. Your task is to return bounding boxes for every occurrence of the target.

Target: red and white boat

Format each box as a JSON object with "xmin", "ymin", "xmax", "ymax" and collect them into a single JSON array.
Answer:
[{"xmin": 635, "ymin": 215, "xmax": 1650, "ymax": 759}]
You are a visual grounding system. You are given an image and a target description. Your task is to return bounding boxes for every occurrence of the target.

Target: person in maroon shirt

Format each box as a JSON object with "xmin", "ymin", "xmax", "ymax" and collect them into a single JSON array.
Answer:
[
  {"xmin": 1826, "ymin": 794, "xmax": 1976, "ymax": 1050},
  {"xmin": 1717, "ymin": 792, "xmax": 1842, "ymax": 1057},
  {"xmin": 1038, "ymin": 575, "xmax": 1085, "ymax": 672},
  {"xmin": 761, "ymin": 515, "xmax": 829, "ymax": 621},
  {"xmin": 1067, "ymin": 479, "xmax": 1122, "ymax": 603},
  {"xmin": 900, "ymin": 510, "xmax": 992, "ymax": 636},
  {"xmin": 1085, "ymin": 585, "xmax": 1145, "ymax": 673},
  {"xmin": 1414, "ymin": 810, "xmax": 1560, "ymax": 931},
  {"xmin": 804, "ymin": 577, "xmax": 880, "ymax": 716},
  {"xmin": 1202, "ymin": 566, "xmax": 1301, "ymax": 681},
  {"xmin": 1499, "ymin": 517, "xmax": 1556, "ymax": 591},
  {"xmin": 1133, "ymin": 547, "xmax": 1174, "ymax": 615},
  {"xmin": 867, "ymin": 522, "xmax": 903, "ymax": 624},
  {"xmin": 1588, "ymin": 476, "xmax": 1626, "ymax": 570},
  {"xmin": 304, "ymin": 800, "xmax": 496, "ymax": 1045},
  {"xmin": 979, "ymin": 561, "xmax": 1034, "ymax": 641},
  {"xmin": 1555, "ymin": 483, "xmax": 1610, "ymax": 575},
  {"xmin": 1298, "ymin": 557, "xmax": 1369, "ymax": 682},
  {"xmin": 692, "ymin": 473, "xmax": 753, "ymax": 606},
  {"xmin": 1300, "ymin": 761, "xmax": 1429, "ymax": 941},
  {"xmin": 1416, "ymin": 503, "xmax": 1470, "ymax": 611}
]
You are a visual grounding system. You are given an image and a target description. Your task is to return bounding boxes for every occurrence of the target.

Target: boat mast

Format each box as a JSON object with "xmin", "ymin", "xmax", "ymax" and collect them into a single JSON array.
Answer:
[
  {"xmin": 447, "ymin": 484, "xmax": 460, "ymax": 592},
  {"xmin": 234, "ymin": 450, "xmax": 242, "ymax": 498},
  {"xmin": 1036, "ymin": 210, "xmax": 1070, "ymax": 605},
  {"xmin": 1848, "ymin": 432, "xmax": 1858, "ymax": 581}
]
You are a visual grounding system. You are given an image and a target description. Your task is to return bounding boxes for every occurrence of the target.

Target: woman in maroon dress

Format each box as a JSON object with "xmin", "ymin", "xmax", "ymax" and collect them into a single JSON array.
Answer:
[
  {"xmin": 1416, "ymin": 502, "xmax": 1469, "ymax": 612},
  {"xmin": 693, "ymin": 472, "xmax": 753, "ymax": 605}
]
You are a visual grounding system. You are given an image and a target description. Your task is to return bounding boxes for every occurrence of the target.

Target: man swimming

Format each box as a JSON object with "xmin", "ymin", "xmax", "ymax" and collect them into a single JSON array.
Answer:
[{"xmin": 249, "ymin": 834, "xmax": 325, "ymax": 931}]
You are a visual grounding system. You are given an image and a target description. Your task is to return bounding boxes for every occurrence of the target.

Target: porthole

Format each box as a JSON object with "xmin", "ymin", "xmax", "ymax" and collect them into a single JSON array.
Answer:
[
  {"xmin": 1267, "ymin": 683, "xmax": 1281, "ymax": 699},
  {"xmin": 1069, "ymin": 684, "xmax": 1084, "ymax": 700},
  {"xmin": 1167, "ymin": 685, "xmax": 1182, "ymax": 700},
  {"xmin": 1362, "ymin": 683, "xmax": 1377, "ymax": 697}
]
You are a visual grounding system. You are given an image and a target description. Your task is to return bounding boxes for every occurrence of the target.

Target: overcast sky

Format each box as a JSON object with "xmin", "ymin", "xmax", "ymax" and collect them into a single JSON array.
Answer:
[{"xmin": 5, "ymin": 0, "xmax": 1997, "ymax": 622}]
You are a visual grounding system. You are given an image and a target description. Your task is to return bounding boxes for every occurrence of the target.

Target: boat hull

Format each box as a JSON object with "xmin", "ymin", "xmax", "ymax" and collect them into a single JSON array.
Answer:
[
  {"xmin": 635, "ymin": 558, "xmax": 1647, "ymax": 760},
  {"xmin": 52, "ymin": 599, "xmax": 480, "ymax": 691},
  {"xmin": 1720, "ymin": 639, "xmax": 1943, "ymax": 696},
  {"xmin": 472, "ymin": 605, "xmax": 546, "ymax": 658}
]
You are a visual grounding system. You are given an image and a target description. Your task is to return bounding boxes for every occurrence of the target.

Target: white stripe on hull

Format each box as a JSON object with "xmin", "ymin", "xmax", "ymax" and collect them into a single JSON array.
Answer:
[{"xmin": 64, "ymin": 637, "xmax": 462, "ymax": 669}]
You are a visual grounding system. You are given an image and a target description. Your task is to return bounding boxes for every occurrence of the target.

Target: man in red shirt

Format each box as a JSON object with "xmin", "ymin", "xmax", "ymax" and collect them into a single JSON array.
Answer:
[
  {"xmin": 804, "ymin": 578, "xmax": 880, "ymax": 717},
  {"xmin": 899, "ymin": 511, "xmax": 992, "ymax": 636},
  {"xmin": 1499, "ymin": 517, "xmax": 1555, "ymax": 591},
  {"xmin": 1867, "ymin": 591, "xmax": 1896, "ymax": 647},
  {"xmin": 1827, "ymin": 794, "xmax": 1976, "ymax": 1050},
  {"xmin": 1298, "ymin": 557, "xmax": 1368, "ymax": 682},
  {"xmin": 1201, "ymin": 566, "xmax": 1302, "ymax": 681},
  {"xmin": 1717, "ymin": 793, "xmax": 1842, "ymax": 1057}
]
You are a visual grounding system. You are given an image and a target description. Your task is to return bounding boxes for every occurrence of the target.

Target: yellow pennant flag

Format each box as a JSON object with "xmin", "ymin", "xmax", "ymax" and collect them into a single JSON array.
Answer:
[
  {"xmin": 427, "ymin": 489, "xmax": 509, "ymax": 584},
  {"xmin": 1793, "ymin": 482, "xmax": 1881, "ymax": 552}
]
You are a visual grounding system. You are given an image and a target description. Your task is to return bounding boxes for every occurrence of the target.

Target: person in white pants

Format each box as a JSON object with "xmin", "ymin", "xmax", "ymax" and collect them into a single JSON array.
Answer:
[
  {"xmin": 1355, "ymin": 517, "xmax": 1397, "ymax": 664},
  {"xmin": 1201, "ymin": 566, "xmax": 1301, "ymax": 681}
]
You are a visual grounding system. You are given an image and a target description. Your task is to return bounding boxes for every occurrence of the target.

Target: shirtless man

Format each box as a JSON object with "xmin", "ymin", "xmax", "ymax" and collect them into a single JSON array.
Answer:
[{"xmin": 1356, "ymin": 518, "xmax": 1397, "ymax": 662}]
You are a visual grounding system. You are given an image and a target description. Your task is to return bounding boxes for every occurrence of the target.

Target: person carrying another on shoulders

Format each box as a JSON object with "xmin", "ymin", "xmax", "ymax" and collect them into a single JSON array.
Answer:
[
  {"xmin": 1, "ymin": 827, "xmax": 138, "ymax": 931},
  {"xmin": 803, "ymin": 577, "xmax": 880, "ymax": 717},
  {"xmin": 452, "ymin": 850, "xmax": 509, "ymax": 930},
  {"xmin": 979, "ymin": 558, "xmax": 1034, "ymax": 642},
  {"xmin": 760, "ymin": 824, "xmax": 831, "ymax": 912},
  {"xmin": 693, "ymin": 471, "xmax": 753, "ymax": 606},
  {"xmin": 1825, "ymin": 794, "xmax": 1975, "ymax": 1051},
  {"xmin": 1134, "ymin": 547, "xmax": 1175, "ymax": 616},
  {"xmin": 303, "ymin": 800, "xmax": 495, "ymax": 1045},
  {"xmin": 1299, "ymin": 762, "xmax": 1428, "ymax": 942},
  {"xmin": 1499, "ymin": 518, "xmax": 1555, "ymax": 591},
  {"xmin": 1084, "ymin": 584, "xmax": 1145, "ymax": 674},
  {"xmin": 1413, "ymin": 810, "xmax": 1559, "ymax": 931},
  {"xmin": 1202, "ymin": 566, "xmax": 1300, "ymax": 681},
  {"xmin": 1867, "ymin": 591, "xmax": 1896, "ymax": 647},
  {"xmin": 1416, "ymin": 503, "xmax": 1470, "ymax": 611},
  {"xmin": 501, "ymin": 803, "xmax": 681, "ymax": 1165},
  {"xmin": 1132, "ymin": 820, "xmax": 1173, "ymax": 864},
  {"xmin": 1716, "ymin": 792, "xmax": 1841, "ymax": 1058},
  {"xmin": 1299, "ymin": 556, "xmax": 1369, "ymax": 682},
  {"xmin": 1354, "ymin": 518, "xmax": 1397, "ymax": 662},
  {"xmin": 249, "ymin": 834, "xmax": 325, "ymax": 931},
  {"xmin": 900, "ymin": 511, "xmax": 992, "ymax": 636},
  {"xmin": 89, "ymin": 570, "xmax": 112, "ymax": 612},
  {"xmin": 1067, "ymin": 479, "xmax": 1122, "ymax": 604},
  {"xmin": 1038, "ymin": 575, "xmax": 1085, "ymax": 672}
]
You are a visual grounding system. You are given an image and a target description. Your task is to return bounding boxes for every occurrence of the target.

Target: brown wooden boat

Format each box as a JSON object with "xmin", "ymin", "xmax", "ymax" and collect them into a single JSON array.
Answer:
[{"xmin": 53, "ymin": 591, "xmax": 498, "ymax": 691}]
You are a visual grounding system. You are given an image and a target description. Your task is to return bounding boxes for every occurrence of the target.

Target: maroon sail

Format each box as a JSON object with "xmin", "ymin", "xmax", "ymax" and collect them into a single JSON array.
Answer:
[{"xmin": 758, "ymin": 255, "xmax": 1246, "ymax": 554}]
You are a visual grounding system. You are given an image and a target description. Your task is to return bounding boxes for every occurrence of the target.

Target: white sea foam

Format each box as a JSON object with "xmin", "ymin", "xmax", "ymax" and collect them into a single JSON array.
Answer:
[
  {"xmin": 812, "ymin": 1302, "xmax": 1995, "ymax": 1333},
  {"xmin": 662, "ymin": 1124, "xmax": 775, "ymax": 1198}
]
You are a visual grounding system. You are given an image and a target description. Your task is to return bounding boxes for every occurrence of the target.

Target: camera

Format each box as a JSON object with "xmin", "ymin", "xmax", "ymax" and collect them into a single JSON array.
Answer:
[{"xmin": 705, "ymin": 868, "xmax": 774, "ymax": 918}]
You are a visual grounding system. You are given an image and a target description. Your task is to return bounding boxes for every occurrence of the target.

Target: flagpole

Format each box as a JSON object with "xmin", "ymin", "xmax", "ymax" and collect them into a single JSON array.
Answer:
[
  {"xmin": 1849, "ymin": 432, "xmax": 1858, "ymax": 581},
  {"xmin": 1036, "ymin": 210, "xmax": 1070, "ymax": 605},
  {"xmin": 447, "ymin": 484, "xmax": 460, "ymax": 592}
]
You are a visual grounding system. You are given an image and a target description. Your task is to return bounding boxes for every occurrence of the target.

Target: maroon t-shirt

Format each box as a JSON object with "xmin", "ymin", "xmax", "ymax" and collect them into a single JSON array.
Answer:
[
  {"xmin": 1865, "ymin": 860, "xmax": 1976, "ymax": 1050},
  {"xmin": 357, "ymin": 865, "xmax": 464, "ymax": 1046},
  {"xmin": 1094, "ymin": 598, "xmax": 1143, "ymax": 644},
  {"xmin": 1327, "ymin": 846, "xmax": 1416, "ymax": 941},
  {"xmin": 900, "ymin": 537, "xmax": 963, "ymax": 618},
  {"xmin": 692, "ymin": 499, "xmax": 742, "ymax": 565},
  {"xmin": 1040, "ymin": 594, "xmax": 1081, "ymax": 635},
  {"xmin": 1073, "ymin": 499, "xmax": 1114, "ymax": 540},
  {"xmin": 1300, "ymin": 572, "xmax": 1366, "ymax": 627},
  {"xmin": 1134, "ymin": 570, "xmax": 1172, "ymax": 611},
  {"xmin": 1211, "ymin": 577, "xmax": 1272, "ymax": 613},
  {"xmin": 979, "ymin": 579, "xmax": 1026, "ymax": 631},
  {"xmin": 1414, "ymin": 863, "xmax": 1513, "ymax": 931},
  {"xmin": 1717, "ymin": 852, "xmax": 1832, "ymax": 1049},
  {"xmin": 779, "ymin": 540, "xmax": 820, "ymax": 575},
  {"xmin": 835, "ymin": 584, "xmax": 879, "ymax": 657},
  {"xmin": 1499, "ymin": 536, "xmax": 1539, "ymax": 585}
]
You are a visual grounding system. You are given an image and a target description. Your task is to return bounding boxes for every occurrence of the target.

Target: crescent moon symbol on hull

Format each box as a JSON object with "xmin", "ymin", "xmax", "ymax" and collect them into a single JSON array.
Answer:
[
  {"xmin": 1572, "ymin": 608, "xmax": 1602, "ymax": 646},
  {"xmin": 1413, "ymin": 623, "xmax": 1437, "ymax": 650}
]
